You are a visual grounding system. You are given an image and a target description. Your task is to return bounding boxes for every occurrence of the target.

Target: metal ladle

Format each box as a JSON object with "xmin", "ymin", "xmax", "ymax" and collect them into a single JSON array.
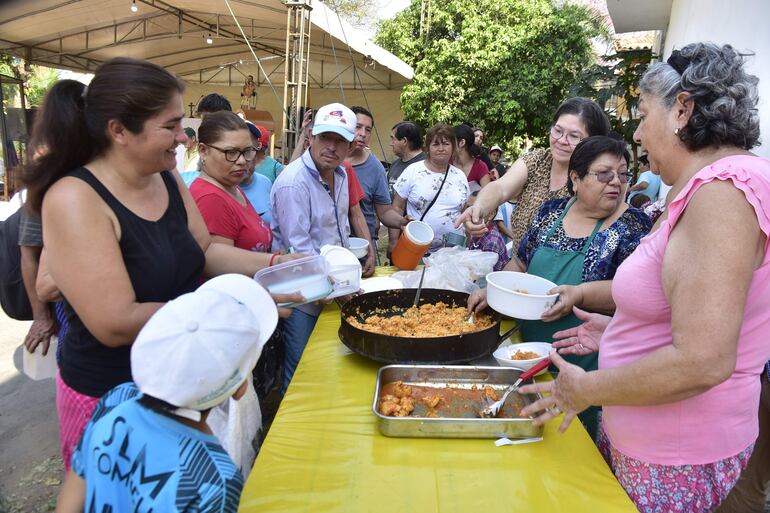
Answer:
[{"xmin": 412, "ymin": 266, "xmax": 427, "ymax": 308}]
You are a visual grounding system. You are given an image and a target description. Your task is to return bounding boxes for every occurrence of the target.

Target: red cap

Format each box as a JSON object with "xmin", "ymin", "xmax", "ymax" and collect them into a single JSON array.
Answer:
[{"xmin": 254, "ymin": 124, "xmax": 270, "ymax": 148}]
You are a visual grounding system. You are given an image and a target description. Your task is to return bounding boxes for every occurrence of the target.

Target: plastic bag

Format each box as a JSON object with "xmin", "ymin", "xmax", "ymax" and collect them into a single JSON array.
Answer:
[
  {"xmin": 207, "ymin": 379, "xmax": 262, "ymax": 478},
  {"xmin": 22, "ymin": 336, "xmax": 58, "ymax": 380},
  {"xmin": 391, "ymin": 247, "xmax": 498, "ymax": 293}
]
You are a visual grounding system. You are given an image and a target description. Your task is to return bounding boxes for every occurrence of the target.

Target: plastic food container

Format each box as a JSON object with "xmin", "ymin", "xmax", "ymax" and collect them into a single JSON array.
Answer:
[
  {"xmin": 442, "ymin": 232, "xmax": 467, "ymax": 248},
  {"xmin": 321, "ymin": 245, "xmax": 362, "ymax": 299},
  {"xmin": 254, "ymin": 255, "xmax": 332, "ymax": 306},
  {"xmin": 486, "ymin": 271, "xmax": 559, "ymax": 320},
  {"xmin": 391, "ymin": 220, "xmax": 434, "ymax": 270},
  {"xmin": 22, "ymin": 336, "xmax": 58, "ymax": 380},
  {"xmin": 347, "ymin": 237, "xmax": 370, "ymax": 259}
]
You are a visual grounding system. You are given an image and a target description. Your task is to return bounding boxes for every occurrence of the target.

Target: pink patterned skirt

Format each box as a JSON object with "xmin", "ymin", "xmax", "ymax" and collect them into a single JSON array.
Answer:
[
  {"xmin": 597, "ymin": 423, "xmax": 753, "ymax": 513},
  {"xmin": 56, "ymin": 372, "xmax": 99, "ymax": 473}
]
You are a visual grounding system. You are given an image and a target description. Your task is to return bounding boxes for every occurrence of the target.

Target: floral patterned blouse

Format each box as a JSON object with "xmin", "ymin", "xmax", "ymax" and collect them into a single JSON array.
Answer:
[
  {"xmin": 394, "ymin": 161, "xmax": 470, "ymax": 250},
  {"xmin": 509, "ymin": 148, "xmax": 570, "ymax": 252},
  {"xmin": 517, "ymin": 198, "xmax": 652, "ymax": 282}
]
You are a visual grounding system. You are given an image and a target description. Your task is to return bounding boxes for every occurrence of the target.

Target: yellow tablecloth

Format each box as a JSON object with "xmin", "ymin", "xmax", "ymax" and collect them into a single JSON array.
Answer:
[{"xmin": 240, "ymin": 270, "xmax": 636, "ymax": 513}]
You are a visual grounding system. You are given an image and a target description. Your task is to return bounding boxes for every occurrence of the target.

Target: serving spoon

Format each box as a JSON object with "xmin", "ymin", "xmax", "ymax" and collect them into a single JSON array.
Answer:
[
  {"xmin": 412, "ymin": 266, "xmax": 427, "ymax": 308},
  {"xmin": 479, "ymin": 357, "xmax": 551, "ymax": 418}
]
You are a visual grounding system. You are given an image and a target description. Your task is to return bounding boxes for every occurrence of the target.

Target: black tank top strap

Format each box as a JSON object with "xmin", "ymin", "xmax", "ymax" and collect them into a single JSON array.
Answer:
[
  {"xmin": 68, "ymin": 168, "xmax": 182, "ymax": 222},
  {"xmin": 159, "ymin": 170, "xmax": 188, "ymax": 222},
  {"xmin": 68, "ymin": 167, "xmax": 130, "ymax": 216}
]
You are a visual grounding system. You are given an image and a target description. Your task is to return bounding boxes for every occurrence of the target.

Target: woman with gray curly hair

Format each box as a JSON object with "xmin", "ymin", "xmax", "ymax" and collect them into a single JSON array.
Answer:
[{"xmin": 518, "ymin": 42, "xmax": 770, "ymax": 512}]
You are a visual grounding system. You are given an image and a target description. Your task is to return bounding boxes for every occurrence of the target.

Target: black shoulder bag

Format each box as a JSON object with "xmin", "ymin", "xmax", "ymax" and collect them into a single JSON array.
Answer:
[{"xmin": 419, "ymin": 167, "xmax": 451, "ymax": 221}]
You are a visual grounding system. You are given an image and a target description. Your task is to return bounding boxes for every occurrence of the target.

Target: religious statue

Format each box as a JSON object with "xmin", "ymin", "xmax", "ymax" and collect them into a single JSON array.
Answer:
[{"xmin": 240, "ymin": 75, "xmax": 257, "ymax": 109}]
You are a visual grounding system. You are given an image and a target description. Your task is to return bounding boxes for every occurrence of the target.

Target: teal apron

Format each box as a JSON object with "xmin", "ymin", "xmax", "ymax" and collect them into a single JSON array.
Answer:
[{"xmin": 520, "ymin": 198, "xmax": 605, "ymax": 438}]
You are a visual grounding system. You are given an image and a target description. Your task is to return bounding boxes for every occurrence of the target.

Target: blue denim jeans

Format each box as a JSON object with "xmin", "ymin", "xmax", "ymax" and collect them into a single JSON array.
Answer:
[{"xmin": 281, "ymin": 309, "xmax": 319, "ymax": 393}]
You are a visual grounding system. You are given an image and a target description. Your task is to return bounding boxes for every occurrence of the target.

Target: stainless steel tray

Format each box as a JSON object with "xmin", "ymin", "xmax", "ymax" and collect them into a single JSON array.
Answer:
[{"xmin": 373, "ymin": 365, "xmax": 544, "ymax": 439}]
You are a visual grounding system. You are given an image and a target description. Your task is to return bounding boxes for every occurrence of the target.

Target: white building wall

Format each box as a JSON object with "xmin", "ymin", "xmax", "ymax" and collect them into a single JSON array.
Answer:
[{"xmin": 662, "ymin": 0, "xmax": 770, "ymax": 158}]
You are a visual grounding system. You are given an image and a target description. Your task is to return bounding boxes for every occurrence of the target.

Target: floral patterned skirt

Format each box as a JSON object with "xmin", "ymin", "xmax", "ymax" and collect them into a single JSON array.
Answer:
[{"xmin": 597, "ymin": 423, "xmax": 753, "ymax": 513}]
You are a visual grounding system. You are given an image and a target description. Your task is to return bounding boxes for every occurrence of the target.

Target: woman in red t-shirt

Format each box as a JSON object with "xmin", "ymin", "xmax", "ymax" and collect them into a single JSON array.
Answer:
[{"xmin": 190, "ymin": 112, "xmax": 273, "ymax": 252}]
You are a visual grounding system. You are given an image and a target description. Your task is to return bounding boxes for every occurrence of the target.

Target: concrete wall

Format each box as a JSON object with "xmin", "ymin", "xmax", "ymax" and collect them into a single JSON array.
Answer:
[
  {"xmin": 662, "ymin": 0, "xmax": 770, "ymax": 158},
  {"xmin": 181, "ymin": 83, "xmax": 405, "ymax": 163}
]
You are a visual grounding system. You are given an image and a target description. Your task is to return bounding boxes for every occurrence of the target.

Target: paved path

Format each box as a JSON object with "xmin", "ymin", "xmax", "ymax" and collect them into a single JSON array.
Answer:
[
  {"xmin": 0, "ymin": 311, "xmax": 61, "ymax": 512},
  {"xmin": 0, "ymin": 201, "xmax": 61, "ymax": 511}
]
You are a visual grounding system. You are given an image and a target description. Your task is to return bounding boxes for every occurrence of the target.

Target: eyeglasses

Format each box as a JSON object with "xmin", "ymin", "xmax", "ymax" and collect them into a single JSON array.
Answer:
[
  {"xmin": 587, "ymin": 170, "xmax": 633, "ymax": 184},
  {"xmin": 550, "ymin": 125, "xmax": 584, "ymax": 147},
  {"xmin": 206, "ymin": 144, "xmax": 258, "ymax": 162}
]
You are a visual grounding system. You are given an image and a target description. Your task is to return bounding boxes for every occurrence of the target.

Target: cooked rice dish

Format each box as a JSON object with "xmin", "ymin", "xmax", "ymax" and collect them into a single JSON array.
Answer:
[
  {"xmin": 348, "ymin": 302, "xmax": 494, "ymax": 337},
  {"xmin": 512, "ymin": 350, "xmax": 541, "ymax": 360}
]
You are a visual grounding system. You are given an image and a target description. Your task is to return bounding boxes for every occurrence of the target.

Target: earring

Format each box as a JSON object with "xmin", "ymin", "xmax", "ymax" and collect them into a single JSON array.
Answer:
[{"xmin": 674, "ymin": 127, "xmax": 681, "ymax": 135}]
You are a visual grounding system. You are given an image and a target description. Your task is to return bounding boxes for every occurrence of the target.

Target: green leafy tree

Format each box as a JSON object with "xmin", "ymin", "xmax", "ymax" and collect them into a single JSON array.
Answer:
[
  {"xmin": 569, "ymin": 48, "xmax": 654, "ymax": 167},
  {"xmin": 375, "ymin": 0, "xmax": 606, "ymax": 150},
  {"xmin": 0, "ymin": 54, "xmax": 21, "ymax": 80},
  {"xmin": 325, "ymin": 0, "xmax": 380, "ymax": 27},
  {"xmin": 25, "ymin": 65, "xmax": 60, "ymax": 107},
  {"xmin": 0, "ymin": 55, "xmax": 59, "ymax": 107}
]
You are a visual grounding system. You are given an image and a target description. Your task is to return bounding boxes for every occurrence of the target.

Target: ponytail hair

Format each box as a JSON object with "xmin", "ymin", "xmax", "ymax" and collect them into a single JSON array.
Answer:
[
  {"xmin": 22, "ymin": 57, "xmax": 185, "ymax": 213},
  {"xmin": 22, "ymin": 80, "xmax": 90, "ymax": 213},
  {"xmin": 453, "ymin": 124, "xmax": 482, "ymax": 158}
]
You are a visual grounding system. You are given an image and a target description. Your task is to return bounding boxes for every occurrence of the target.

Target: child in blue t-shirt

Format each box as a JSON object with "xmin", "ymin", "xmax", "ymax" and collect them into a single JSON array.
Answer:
[{"xmin": 56, "ymin": 274, "xmax": 278, "ymax": 513}]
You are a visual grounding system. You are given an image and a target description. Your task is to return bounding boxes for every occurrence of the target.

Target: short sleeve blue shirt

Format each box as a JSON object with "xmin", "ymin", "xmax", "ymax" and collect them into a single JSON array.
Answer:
[
  {"xmin": 72, "ymin": 383, "xmax": 243, "ymax": 513},
  {"xmin": 628, "ymin": 170, "xmax": 661, "ymax": 202},
  {"xmin": 353, "ymin": 153, "xmax": 391, "ymax": 239}
]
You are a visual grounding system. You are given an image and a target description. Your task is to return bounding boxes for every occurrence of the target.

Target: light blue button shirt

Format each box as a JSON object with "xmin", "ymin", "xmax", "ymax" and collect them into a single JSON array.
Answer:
[
  {"xmin": 628, "ymin": 170, "xmax": 661, "ymax": 203},
  {"xmin": 270, "ymin": 149, "xmax": 350, "ymax": 255}
]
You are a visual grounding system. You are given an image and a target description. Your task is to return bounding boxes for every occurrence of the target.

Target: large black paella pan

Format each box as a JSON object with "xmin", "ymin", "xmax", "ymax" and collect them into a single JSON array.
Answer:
[{"xmin": 339, "ymin": 288, "xmax": 516, "ymax": 364}]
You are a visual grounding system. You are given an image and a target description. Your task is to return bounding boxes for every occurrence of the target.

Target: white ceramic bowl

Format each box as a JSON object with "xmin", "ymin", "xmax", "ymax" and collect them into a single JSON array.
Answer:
[
  {"xmin": 348, "ymin": 237, "xmax": 370, "ymax": 259},
  {"xmin": 486, "ymin": 271, "xmax": 559, "ymax": 320},
  {"xmin": 493, "ymin": 342, "xmax": 552, "ymax": 374}
]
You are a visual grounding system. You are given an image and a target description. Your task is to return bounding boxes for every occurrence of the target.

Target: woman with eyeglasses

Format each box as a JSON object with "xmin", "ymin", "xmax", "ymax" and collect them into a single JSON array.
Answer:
[
  {"xmin": 457, "ymin": 97, "xmax": 610, "ymax": 253},
  {"xmin": 190, "ymin": 111, "xmax": 273, "ymax": 253},
  {"xmin": 469, "ymin": 136, "xmax": 651, "ymax": 437}
]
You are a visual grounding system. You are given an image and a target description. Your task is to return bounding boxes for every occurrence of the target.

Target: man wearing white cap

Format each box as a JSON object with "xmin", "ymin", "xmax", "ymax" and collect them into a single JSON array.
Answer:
[
  {"xmin": 269, "ymin": 102, "xmax": 355, "ymax": 392},
  {"xmin": 56, "ymin": 275, "xmax": 278, "ymax": 513},
  {"xmin": 488, "ymin": 144, "xmax": 507, "ymax": 178}
]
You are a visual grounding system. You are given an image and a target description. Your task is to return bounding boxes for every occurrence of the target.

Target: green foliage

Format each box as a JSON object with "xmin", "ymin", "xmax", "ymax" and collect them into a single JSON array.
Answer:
[
  {"xmin": 569, "ymin": 48, "xmax": 654, "ymax": 162},
  {"xmin": 24, "ymin": 65, "xmax": 59, "ymax": 107},
  {"xmin": 375, "ymin": 0, "xmax": 605, "ymax": 150},
  {"xmin": 0, "ymin": 55, "xmax": 59, "ymax": 107},
  {"xmin": 0, "ymin": 54, "xmax": 20, "ymax": 79},
  {"xmin": 325, "ymin": 0, "xmax": 380, "ymax": 27}
]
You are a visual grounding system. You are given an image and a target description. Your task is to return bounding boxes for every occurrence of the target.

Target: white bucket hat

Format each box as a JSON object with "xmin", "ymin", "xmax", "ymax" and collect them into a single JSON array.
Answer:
[{"xmin": 131, "ymin": 274, "xmax": 278, "ymax": 419}]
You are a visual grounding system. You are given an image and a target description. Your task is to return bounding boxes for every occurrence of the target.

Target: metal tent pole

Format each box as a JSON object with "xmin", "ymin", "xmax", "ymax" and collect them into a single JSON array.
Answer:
[{"xmin": 282, "ymin": 0, "xmax": 312, "ymax": 162}]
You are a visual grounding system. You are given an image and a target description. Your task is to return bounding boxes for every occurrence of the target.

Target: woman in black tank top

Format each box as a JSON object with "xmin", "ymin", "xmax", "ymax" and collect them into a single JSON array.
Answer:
[{"xmin": 22, "ymin": 58, "xmax": 303, "ymax": 473}]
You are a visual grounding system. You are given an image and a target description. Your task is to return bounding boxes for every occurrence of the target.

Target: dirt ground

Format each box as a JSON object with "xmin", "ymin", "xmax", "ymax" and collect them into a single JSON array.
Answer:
[{"xmin": 0, "ymin": 311, "xmax": 61, "ymax": 513}]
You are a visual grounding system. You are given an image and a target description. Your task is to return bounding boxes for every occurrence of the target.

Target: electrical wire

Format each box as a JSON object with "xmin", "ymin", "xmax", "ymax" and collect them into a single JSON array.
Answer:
[
  {"xmin": 332, "ymin": 8, "xmax": 390, "ymax": 165},
  {"xmin": 322, "ymin": 5, "xmax": 347, "ymax": 103},
  {"xmin": 223, "ymin": 0, "xmax": 288, "ymax": 120}
]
